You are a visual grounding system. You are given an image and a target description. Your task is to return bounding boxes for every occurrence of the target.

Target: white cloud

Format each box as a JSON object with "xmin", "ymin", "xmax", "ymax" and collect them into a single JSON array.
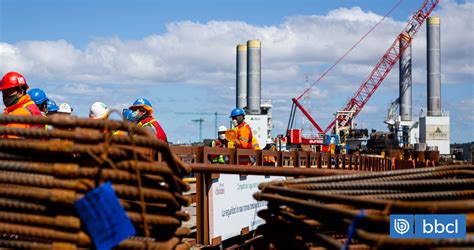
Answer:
[
  {"xmin": 1, "ymin": 2, "xmax": 471, "ymax": 89},
  {"xmin": 1, "ymin": 1, "xmax": 472, "ymax": 141}
]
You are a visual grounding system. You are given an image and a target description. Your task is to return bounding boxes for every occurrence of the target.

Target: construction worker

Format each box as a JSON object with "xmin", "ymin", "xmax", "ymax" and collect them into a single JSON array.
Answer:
[
  {"xmin": 129, "ymin": 98, "xmax": 168, "ymax": 142},
  {"xmin": 230, "ymin": 108, "xmax": 259, "ymax": 150},
  {"xmin": 262, "ymin": 138, "xmax": 277, "ymax": 166},
  {"xmin": 28, "ymin": 88, "xmax": 49, "ymax": 114},
  {"xmin": 89, "ymin": 102, "xmax": 110, "ymax": 120},
  {"xmin": 27, "ymin": 88, "xmax": 50, "ymax": 130},
  {"xmin": 1, "ymin": 72, "xmax": 43, "ymax": 134},
  {"xmin": 209, "ymin": 125, "xmax": 229, "ymax": 164},
  {"xmin": 58, "ymin": 103, "xmax": 73, "ymax": 115},
  {"xmin": 230, "ymin": 108, "xmax": 259, "ymax": 165},
  {"xmin": 46, "ymin": 99, "xmax": 59, "ymax": 116},
  {"xmin": 89, "ymin": 102, "xmax": 125, "ymax": 135}
]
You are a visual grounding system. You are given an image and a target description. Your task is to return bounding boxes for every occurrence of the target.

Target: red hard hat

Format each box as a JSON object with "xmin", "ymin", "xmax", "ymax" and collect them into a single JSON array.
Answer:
[{"xmin": 1, "ymin": 72, "xmax": 28, "ymax": 90}]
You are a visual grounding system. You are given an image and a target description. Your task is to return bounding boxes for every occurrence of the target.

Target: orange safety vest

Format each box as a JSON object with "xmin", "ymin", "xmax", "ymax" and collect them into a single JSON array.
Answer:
[
  {"xmin": 234, "ymin": 121, "xmax": 259, "ymax": 150},
  {"xmin": 2, "ymin": 95, "xmax": 43, "ymax": 138}
]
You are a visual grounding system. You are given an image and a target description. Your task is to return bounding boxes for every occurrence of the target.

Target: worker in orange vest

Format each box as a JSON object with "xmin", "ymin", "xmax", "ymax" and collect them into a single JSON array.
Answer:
[
  {"xmin": 230, "ymin": 108, "xmax": 259, "ymax": 150},
  {"xmin": 230, "ymin": 108, "xmax": 259, "ymax": 165},
  {"xmin": 262, "ymin": 138, "xmax": 277, "ymax": 166},
  {"xmin": 1, "ymin": 72, "xmax": 43, "ymax": 136},
  {"xmin": 129, "ymin": 98, "xmax": 168, "ymax": 142}
]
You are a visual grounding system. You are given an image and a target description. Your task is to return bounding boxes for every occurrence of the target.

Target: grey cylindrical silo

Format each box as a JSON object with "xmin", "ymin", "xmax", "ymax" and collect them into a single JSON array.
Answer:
[
  {"xmin": 427, "ymin": 16, "xmax": 441, "ymax": 116},
  {"xmin": 236, "ymin": 45, "xmax": 247, "ymax": 109},
  {"xmin": 399, "ymin": 37, "xmax": 412, "ymax": 121},
  {"xmin": 247, "ymin": 40, "xmax": 261, "ymax": 114}
]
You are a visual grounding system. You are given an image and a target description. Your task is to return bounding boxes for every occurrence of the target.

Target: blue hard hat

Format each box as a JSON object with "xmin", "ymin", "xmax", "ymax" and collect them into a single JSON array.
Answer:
[
  {"xmin": 28, "ymin": 88, "xmax": 48, "ymax": 105},
  {"xmin": 129, "ymin": 98, "xmax": 153, "ymax": 112},
  {"xmin": 230, "ymin": 108, "xmax": 245, "ymax": 117},
  {"xmin": 46, "ymin": 99, "xmax": 59, "ymax": 113}
]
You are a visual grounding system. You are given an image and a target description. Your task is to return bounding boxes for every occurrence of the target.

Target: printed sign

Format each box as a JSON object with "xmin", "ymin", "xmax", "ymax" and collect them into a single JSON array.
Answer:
[
  {"xmin": 426, "ymin": 125, "xmax": 449, "ymax": 140},
  {"xmin": 208, "ymin": 174, "xmax": 284, "ymax": 242},
  {"xmin": 75, "ymin": 181, "xmax": 136, "ymax": 250}
]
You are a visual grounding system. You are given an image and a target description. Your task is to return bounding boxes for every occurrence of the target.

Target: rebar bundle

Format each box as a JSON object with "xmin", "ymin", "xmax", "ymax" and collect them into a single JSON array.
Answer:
[
  {"xmin": 254, "ymin": 165, "xmax": 474, "ymax": 249},
  {"xmin": 0, "ymin": 115, "xmax": 191, "ymax": 250}
]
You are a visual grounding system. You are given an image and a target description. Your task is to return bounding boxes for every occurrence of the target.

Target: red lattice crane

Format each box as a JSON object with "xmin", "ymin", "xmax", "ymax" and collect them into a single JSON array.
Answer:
[{"xmin": 287, "ymin": 0, "xmax": 440, "ymax": 145}]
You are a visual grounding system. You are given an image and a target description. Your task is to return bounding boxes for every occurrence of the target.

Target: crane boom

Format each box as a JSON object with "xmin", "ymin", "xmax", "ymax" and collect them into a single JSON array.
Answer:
[{"xmin": 324, "ymin": 0, "xmax": 440, "ymax": 133}]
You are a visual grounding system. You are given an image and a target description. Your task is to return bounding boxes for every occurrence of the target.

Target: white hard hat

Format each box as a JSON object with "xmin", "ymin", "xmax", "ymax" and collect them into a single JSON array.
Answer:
[
  {"xmin": 218, "ymin": 125, "xmax": 227, "ymax": 133},
  {"xmin": 89, "ymin": 102, "xmax": 109, "ymax": 119},
  {"xmin": 58, "ymin": 103, "xmax": 73, "ymax": 114}
]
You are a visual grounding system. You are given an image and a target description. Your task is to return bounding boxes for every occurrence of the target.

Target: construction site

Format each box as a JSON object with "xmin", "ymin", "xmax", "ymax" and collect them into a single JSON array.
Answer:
[{"xmin": 0, "ymin": 0, "xmax": 473, "ymax": 249}]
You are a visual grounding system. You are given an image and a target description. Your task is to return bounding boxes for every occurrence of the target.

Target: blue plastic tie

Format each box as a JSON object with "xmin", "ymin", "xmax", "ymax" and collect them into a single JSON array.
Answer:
[
  {"xmin": 343, "ymin": 209, "xmax": 365, "ymax": 250},
  {"xmin": 75, "ymin": 181, "xmax": 136, "ymax": 250}
]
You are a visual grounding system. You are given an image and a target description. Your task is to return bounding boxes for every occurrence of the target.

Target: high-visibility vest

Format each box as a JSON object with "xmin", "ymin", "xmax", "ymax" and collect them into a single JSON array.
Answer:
[
  {"xmin": 210, "ymin": 139, "xmax": 227, "ymax": 164},
  {"xmin": 3, "ymin": 95, "xmax": 43, "ymax": 130},
  {"xmin": 234, "ymin": 122, "xmax": 259, "ymax": 150},
  {"xmin": 112, "ymin": 130, "xmax": 126, "ymax": 135},
  {"xmin": 138, "ymin": 116, "xmax": 168, "ymax": 142}
]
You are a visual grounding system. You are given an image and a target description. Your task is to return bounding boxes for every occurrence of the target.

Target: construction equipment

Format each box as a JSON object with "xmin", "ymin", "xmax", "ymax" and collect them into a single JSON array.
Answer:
[
  {"xmin": 385, "ymin": 97, "xmax": 400, "ymax": 132},
  {"xmin": 176, "ymin": 112, "xmax": 226, "ymax": 138},
  {"xmin": 192, "ymin": 118, "xmax": 205, "ymax": 142},
  {"xmin": 286, "ymin": 0, "xmax": 440, "ymax": 150}
]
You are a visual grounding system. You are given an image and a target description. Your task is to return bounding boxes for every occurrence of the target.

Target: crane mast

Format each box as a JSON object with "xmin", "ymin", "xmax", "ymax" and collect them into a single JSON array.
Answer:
[{"xmin": 324, "ymin": 0, "xmax": 440, "ymax": 133}]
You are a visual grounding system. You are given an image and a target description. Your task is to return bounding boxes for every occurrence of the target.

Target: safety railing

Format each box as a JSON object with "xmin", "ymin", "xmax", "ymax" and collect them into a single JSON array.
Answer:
[
  {"xmin": 169, "ymin": 146, "xmax": 405, "ymax": 170},
  {"xmin": 164, "ymin": 146, "xmax": 439, "ymax": 246}
]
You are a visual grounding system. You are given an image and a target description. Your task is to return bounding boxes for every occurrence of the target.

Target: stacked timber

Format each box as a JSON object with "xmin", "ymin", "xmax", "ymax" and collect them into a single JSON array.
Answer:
[
  {"xmin": 0, "ymin": 115, "xmax": 191, "ymax": 250},
  {"xmin": 254, "ymin": 165, "xmax": 474, "ymax": 249}
]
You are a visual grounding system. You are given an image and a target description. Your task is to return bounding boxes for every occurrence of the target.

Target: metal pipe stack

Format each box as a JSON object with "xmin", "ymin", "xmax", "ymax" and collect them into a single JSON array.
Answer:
[
  {"xmin": 247, "ymin": 40, "xmax": 261, "ymax": 114},
  {"xmin": 254, "ymin": 165, "xmax": 474, "ymax": 249},
  {"xmin": 236, "ymin": 44, "xmax": 248, "ymax": 109},
  {"xmin": 427, "ymin": 16, "xmax": 441, "ymax": 116},
  {"xmin": 399, "ymin": 36, "xmax": 412, "ymax": 121},
  {"xmin": 0, "ymin": 115, "xmax": 191, "ymax": 249}
]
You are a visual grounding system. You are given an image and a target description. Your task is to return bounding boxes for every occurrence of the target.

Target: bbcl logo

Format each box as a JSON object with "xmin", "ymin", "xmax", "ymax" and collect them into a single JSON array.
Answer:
[
  {"xmin": 390, "ymin": 214, "xmax": 466, "ymax": 239},
  {"xmin": 394, "ymin": 218, "xmax": 411, "ymax": 235}
]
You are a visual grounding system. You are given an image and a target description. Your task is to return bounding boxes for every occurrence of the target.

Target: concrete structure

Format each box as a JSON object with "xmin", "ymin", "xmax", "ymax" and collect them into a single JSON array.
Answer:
[
  {"xmin": 247, "ymin": 40, "xmax": 261, "ymax": 115},
  {"xmin": 236, "ymin": 45, "xmax": 247, "ymax": 109}
]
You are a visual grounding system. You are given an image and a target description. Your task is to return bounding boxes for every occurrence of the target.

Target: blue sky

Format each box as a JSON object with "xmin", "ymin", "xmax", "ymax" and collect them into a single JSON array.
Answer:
[{"xmin": 1, "ymin": 0, "xmax": 473, "ymax": 143}]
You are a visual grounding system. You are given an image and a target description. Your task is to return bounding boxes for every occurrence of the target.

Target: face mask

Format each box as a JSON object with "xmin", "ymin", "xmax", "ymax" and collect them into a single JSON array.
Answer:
[
  {"xmin": 131, "ymin": 111, "xmax": 140, "ymax": 122},
  {"xmin": 3, "ymin": 92, "xmax": 20, "ymax": 107},
  {"xmin": 218, "ymin": 134, "xmax": 226, "ymax": 140},
  {"xmin": 232, "ymin": 119, "xmax": 238, "ymax": 127}
]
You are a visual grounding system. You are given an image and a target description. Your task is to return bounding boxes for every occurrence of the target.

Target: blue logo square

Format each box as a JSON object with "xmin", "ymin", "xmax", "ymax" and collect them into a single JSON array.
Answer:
[
  {"xmin": 390, "ymin": 214, "xmax": 414, "ymax": 238},
  {"xmin": 415, "ymin": 214, "xmax": 466, "ymax": 238}
]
